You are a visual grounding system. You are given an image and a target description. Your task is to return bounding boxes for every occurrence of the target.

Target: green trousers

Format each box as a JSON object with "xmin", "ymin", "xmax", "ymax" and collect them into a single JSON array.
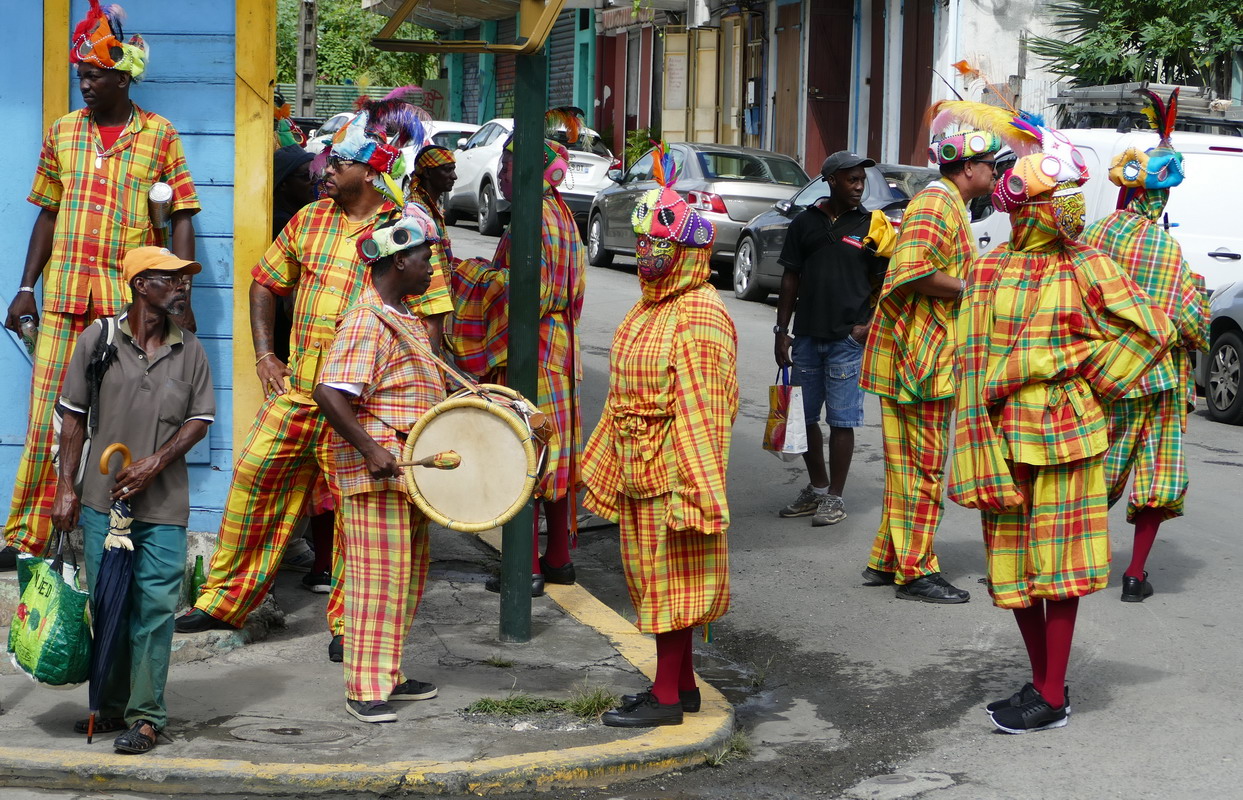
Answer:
[{"xmin": 82, "ymin": 507, "xmax": 186, "ymax": 730}]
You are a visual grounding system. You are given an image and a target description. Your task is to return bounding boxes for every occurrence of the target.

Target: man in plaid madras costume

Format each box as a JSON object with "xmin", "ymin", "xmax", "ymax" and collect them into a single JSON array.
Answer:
[
  {"xmin": 584, "ymin": 144, "xmax": 738, "ymax": 728},
  {"xmin": 452, "ymin": 135, "xmax": 585, "ymax": 597},
  {"xmin": 3, "ymin": 1, "xmax": 199, "ymax": 567},
  {"xmin": 176, "ymin": 103, "xmax": 420, "ymax": 660},
  {"xmin": 1081, "ymin": 89, "xmax": 1209, "ymax": 603},
  {"xmin": 947, "ymin": 104, "xmax": 1174, "ymax": 734},
  {"xmin": 860, "ymin": 115, "xmax": 1003, "ymax": 604},
  {"xmin": 314, "ymin": 206, "xmax": 444, "ymax": 724},
  {"xmin": 405, "ymin": 146, "xmax": 457, "ymax": 354}
]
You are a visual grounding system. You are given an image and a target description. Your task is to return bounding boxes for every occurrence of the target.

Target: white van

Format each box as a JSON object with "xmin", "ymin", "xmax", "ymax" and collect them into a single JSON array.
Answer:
[{"xmin": 970, "ymin": 129, "xmax": 1243, "ymax": 291}]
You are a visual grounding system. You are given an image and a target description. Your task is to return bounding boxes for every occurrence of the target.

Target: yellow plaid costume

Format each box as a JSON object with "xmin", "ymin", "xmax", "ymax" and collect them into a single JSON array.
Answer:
[
  {"xmin": 582, "ymin": 246, "xmax": 738, "ymax": 633},
  {"xmin": 195, "ymin": 200, "xmax": 398, "ymax": 634},
  {"xmin": 7, "ymin": 105, "xmax": 199, "ymax": 555},
  {"xmin": 861, "ymin": 181, "xmax": 974, "ymax": 582},
  {"xmin": 950, "ymin": 202, "xmax": 1173, "ymax": 608},
  {"xmin": 318, "ymin": 285, "xmax": 444, "ymax": 701},
  {"xmin": 1082, "ymin": 190, "xmax": 1209, "ymax": 522}
]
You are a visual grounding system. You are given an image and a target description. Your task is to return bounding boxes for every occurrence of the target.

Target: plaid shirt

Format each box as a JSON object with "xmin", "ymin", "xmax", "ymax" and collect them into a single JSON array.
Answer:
[
  {"xmin": 949, "ymin": 201, "xmax": 1174, "ymax": 511},
  {"xmin": 582, "ymin": 246, "xmax": 739, "ymax": 534},
  {"xmin": 252, "ymin": 198, "xmax": 400, "ymax": 402},
  {"xmin": 29, "ymin": 105, "xmax": 200, "ymax": 315},
  {"xmin": 861, "ymin": 180, "xmax": 974, "ymax": 402},
  {"xmin": 318, "ymin": 284, "xmax": 445, "ymax": 496},
  {"xmin": 450, "ymin": 191, "xmax": 585, "ymax": 376},
  {"xmin": 1081, "ymin": 190, "xmax": 1208, "ymax": 398},
  {"xmin": 405, "ymin": 186, "xmax": 453, "ymax": 319}
]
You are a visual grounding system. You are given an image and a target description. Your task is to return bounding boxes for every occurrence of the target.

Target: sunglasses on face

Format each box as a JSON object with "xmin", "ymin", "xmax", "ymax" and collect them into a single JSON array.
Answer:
[
  {"xmin": 327, "ymin": 156, "xmax": 359, "ymax": 170},
  {"xmin": 142, "ymin": 272, "xmax": 191, "ymax": 287}
]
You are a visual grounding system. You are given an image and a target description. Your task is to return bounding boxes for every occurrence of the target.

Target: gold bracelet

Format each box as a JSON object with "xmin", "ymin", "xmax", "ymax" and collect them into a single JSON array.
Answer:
[{"xmin": 255, "ymin": 352, "xmax": 276, "ymax": 366}]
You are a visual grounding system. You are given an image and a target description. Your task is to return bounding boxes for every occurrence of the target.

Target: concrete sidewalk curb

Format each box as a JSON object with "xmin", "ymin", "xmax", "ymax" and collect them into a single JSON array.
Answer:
[{"xmin": 0, "ymin": 530, "xmax": 734, "ymax": 796}]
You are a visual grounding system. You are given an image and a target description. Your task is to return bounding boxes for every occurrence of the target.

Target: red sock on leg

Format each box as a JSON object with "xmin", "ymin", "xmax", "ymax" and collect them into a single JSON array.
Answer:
[
  {"xmin": 310, "ymin": 512, "xmax": 334, "ymax": 574},
  {"xmin": 679, "ymin": 627, "xmax": 698, "ymax": 692},
  {"xmin": 1012, "ymin": 601, "xmax": 1048, "ymax": 690},
  {"xmin": 1126, "ymin": 508, "xmax": 1162, "ymax": 580},
  {"xmin": 1039, "ymin": 597, "xmax": 1079, "ymax": 709},
  {"xmin": 542, "ymin": 497, "xmax": 572, "ymax": 569},
  {"xmin": 653, "ymin": 629, "xmax": 691, "ymax": 705}
]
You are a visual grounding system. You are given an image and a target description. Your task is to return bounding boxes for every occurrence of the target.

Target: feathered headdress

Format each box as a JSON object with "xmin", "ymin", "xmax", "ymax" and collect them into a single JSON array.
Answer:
[
  {"xmin": 1108, "ymin": 88, "xmax": 1185, "ymax": 194},
  {"xmin": 631, "ymin": 141, "xmax": 714, "ymax": 248},
  {"xmin": 545, "ymin": 106, "xmax": 585, "ymax": 144},
  {"xmin": 928, "ymin": 100, "xmax": 1040, "ymax": 158},
  {"xmin": 70, "ymin": 1, "xmax": 149, "ymax": 80},
  {"xmin": 321, "ymin": 99, "xmax": 432, "ymax": 205}
]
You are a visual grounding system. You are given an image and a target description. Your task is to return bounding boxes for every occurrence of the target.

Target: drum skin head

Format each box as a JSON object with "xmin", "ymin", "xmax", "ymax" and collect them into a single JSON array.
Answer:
[{"xmin": 403, "ymin": 393, "xmax": 539, "ymax": 532}]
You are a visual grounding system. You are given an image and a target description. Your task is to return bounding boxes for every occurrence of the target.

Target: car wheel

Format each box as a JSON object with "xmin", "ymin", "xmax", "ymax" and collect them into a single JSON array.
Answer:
[
  {"xmin": 1207, "ymin": 329, "xmax": 1243, "ymax": 424},
  {"xmin": 478, "ymin": 182, "xmax": 502, "ymax": 236},
  {"xmin": 733, "ymin": 235, "xmax": 767, "ymax": 301},
  {"xmin": 587, "ymin": 213, "xmax": 614, "ymax": 267}
]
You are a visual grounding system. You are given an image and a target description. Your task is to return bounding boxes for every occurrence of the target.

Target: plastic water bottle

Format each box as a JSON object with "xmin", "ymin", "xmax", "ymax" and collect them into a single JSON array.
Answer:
[
  {"xmin": 18, "ymin": 315, "xmax": 37, "ymax": 355},
  {"xmin": 191, "ymin": 555, "xmax": 206, "ymax": 598}
]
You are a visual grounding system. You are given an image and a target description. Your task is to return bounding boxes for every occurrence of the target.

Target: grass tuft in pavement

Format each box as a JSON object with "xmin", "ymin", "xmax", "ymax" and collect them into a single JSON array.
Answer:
[
  {"xmin": 705, "ymin": 731, "xmax": 752, "ymax": 767},
  {"xmin": 465, "ymin": 684, "xmax": 619, "ymax": 719}
]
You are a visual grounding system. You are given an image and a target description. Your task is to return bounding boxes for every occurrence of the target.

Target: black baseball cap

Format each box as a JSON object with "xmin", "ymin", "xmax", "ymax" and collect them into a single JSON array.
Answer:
[{"xmin": 820, "ymin": 151, "xmax": 876, "ymax": 177}]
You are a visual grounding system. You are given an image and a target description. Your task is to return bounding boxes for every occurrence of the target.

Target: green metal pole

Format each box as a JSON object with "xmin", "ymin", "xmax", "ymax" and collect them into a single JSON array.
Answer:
[{"xmin": 499, "ymin": 51, "xmax": 548, "ymax": 643}]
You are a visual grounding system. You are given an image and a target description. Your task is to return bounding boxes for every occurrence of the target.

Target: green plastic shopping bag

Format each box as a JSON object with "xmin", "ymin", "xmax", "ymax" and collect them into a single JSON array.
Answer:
[{"xmin": 7, "ymin": 532, "xmax": 92, "ymax": 687}]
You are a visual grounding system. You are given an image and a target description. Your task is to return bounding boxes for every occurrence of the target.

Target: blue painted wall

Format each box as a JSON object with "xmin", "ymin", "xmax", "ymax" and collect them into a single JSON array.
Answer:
[{"xmin": 3, "ymin": 1, "xmax": 237, "ymax": 532}]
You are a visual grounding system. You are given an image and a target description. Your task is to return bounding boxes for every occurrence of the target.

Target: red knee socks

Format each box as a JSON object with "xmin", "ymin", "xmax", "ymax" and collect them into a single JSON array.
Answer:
[
  {"xmin": 542, "ymin": 497, "xmax": 572, "ymax": 569},
  {"xmin": 653, "ymin": 628, "xmax": 693, "ymax": 705},
  {"xmin": 1011, "ymin": 603, "xmax": 1048, "ymax": 691},
  {"xmin": 679, "ymin": 628, "xmax": 698, "ymax": 692},
  {"xmin": 1012, "ymin": 598, "xmax": 1077, "ymax": 709},
  {"xmin": 1126, "ymin": 508, "xmax": 1162, "ymax": 580}
]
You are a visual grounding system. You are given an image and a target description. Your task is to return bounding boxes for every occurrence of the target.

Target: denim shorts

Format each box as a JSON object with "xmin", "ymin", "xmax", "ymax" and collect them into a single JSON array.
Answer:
[{"xmin": 791, "ymin": 334, "xmax": 866, "ymax": 427}]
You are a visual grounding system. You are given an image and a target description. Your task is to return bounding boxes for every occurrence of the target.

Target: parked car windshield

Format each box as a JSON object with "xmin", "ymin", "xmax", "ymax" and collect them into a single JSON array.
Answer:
[
  {"xmin": 697, "ymin": 151, "xmax": 808, "ymax": 186},
  {"xmin": 787, "ymin": 166, "xmax": 905, "ymax": 210}
]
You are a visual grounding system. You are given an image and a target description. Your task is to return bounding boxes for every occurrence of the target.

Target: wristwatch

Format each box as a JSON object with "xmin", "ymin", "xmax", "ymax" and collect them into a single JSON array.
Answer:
[{"xmin": 773, "ymin": 325, "xmax": 788, "ymax": 335}]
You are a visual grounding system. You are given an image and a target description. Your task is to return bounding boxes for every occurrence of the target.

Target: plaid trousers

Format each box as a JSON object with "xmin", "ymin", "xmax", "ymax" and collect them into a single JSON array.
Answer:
[
  {"xmin": 1104, "ymin": 391, "xmax": 1187, "ymax": 523},
  {"xmin": 981, "ymin": 458, "xmax": 1112, "ymax": 609},
  {"xmin": 868, "ymin": 396, "xmax": 952, "ymax": 582},
  {"xmin": 5, "ymin": 309, "xmax": 95, "ymax": 555},
  {"xmin": 340, "ymin": 488, "xmax": 430, "ymax": 701},
  {"xmin": 196, "ymin": 394, "xmax": 345, "ymax": 634}
]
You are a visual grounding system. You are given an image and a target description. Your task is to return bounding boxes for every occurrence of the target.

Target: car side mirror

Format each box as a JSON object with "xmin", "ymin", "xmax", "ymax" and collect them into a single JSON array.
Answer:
[
  {"xmin": 775, "ymin": 200, "xmax": 792, "ymax": 215},
  {"xmin": 457, "ymin": 137, "xmax": 468, "ymax": 149},
  {"xmin": 606, "ymin": 169, "xmax": 624, "ymax": 183}
]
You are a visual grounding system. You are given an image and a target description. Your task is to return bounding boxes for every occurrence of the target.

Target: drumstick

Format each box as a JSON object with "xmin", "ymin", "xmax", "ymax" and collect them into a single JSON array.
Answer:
[{"xmin": 396, "ymin": 451, "xmax": 462, "ymax": 469}]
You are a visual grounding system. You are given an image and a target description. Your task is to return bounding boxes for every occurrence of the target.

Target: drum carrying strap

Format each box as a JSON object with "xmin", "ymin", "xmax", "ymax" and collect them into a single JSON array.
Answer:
[{"xmin": 356, "ymin": 304, "xmax": 485, "ymax": 395}]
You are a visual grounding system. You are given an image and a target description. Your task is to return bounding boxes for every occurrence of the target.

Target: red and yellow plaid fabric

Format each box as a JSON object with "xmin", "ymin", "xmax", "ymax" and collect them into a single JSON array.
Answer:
[
  {"xmin": 252, "ymin": 198, "xmax": 400, "ymax": 401},
  {"xmin": 861, "ymin": 181, "xmax": 974, "ymax": 402},
  {"xmin": 1105, "ymin": 392, "xmax": 1187, "ymax": 522},
  {"xmin": 404, "ymin": 188, "xmax": 454, "ymax": 323},
  {"xmin": 339, "ymin": 488, "xmax": 430, "ymax": 701},
  {"xmin": 196, "ymin": 394, "xmax": 345, "ymax": 632},
  {"xmin": 29, "ymin": 106, "xmax": 199, "ymax": 316},
  {"xmin": 981, "ymin": 459, "xmax": 1111, "ymax": 609},
  {"xmin": 949, "ymin": 202, "xmax": 1174, "ymax": 512},
  {"xmin": 317, "ymin": 286, "xmax": 445, "ymax": 496},
  {"xmin": 4, "ymin": 310, "xmax": 96, "ymax": 553},
  {"xmin": 867, "ymin": 396, "xmax": 953, "ymax": 582}
]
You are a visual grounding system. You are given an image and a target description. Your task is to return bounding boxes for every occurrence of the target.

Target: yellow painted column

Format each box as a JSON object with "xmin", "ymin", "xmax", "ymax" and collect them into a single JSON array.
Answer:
[
  {"xmin": 232, "ymin": 0, "xmax": 276, "ymax": 453},
  {"xmin": 43, "ymin": 0, "xmax": 70, "ymax": 129}
]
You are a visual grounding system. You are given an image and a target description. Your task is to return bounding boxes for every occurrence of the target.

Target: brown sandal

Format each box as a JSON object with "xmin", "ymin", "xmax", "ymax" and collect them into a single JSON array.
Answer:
[{"xmin": 73, "ymin": 716, "xmax": 126, "ymax": 735}]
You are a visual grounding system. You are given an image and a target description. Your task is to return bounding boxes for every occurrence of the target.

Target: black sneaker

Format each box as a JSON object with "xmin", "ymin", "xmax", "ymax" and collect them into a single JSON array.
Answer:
[
  {"xmin": 1121, "ymin": 571, "xmax": 1154, "ymax": 603},
  {"xmin": 621, "ymin": 687, "xmax": 701, "ymax": 713},
  {"xmin": 989, "ymin": 691, "xmax": 1069, "ymax": 734},
  {"xmin": 895, "ymin": 573, "xmax": 970, "ymax": 604},
  {"xmin": 601, "ymin": 692, "xmax": 684, "ymax": 728},
  {"xmin": 328, "ymin": 634, "xmax": 344, "ymax": 663},
  {"xmin": 173, "ymin": 609, "xmax": 237, "ymax": 634},
  {"xmin": 346, "ymin": 699, "xmax": 397, "ymax": 723},
  {"xmin": 390, "ymin": 679, "xmax": 438, "ymax": 701},
  {"xmin": 986, "ymin": 682, "xmax": 1072, "ymax": 715},
  {"xmin": 484, "ymin": 573, "xmax": 546, "ymax": 597},
  {"xmin": 301, "ymin": 570, "xmax": 332, "ymax": 594},
  {"xmin": 861, "ymin": 566, "xmax": 896, "ymax": 586},
  {"xmin": 0, "ymin": 545, "xmax": 18, "ymax": 571}
]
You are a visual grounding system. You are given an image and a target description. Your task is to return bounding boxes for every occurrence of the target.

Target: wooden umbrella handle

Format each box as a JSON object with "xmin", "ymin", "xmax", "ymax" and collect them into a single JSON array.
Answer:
[{"xmin": 99, "ymin": 442, "xmax": 133, "ymax": 475}]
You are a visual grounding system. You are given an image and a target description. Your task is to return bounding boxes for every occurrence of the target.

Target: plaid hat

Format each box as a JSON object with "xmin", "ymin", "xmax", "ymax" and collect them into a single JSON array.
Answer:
[
  {"xmin": 122, "ymin": 247, "xmax": 201, "ymax": 283},
  {"xmin": 415, "ymin": 146, "xmax": 455, "ymax": 172}
]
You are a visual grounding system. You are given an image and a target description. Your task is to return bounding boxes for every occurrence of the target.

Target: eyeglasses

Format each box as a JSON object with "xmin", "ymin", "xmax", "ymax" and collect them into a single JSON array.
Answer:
[
  {"xmin": 327, "ymin": 156, "xmax": 359, "ymax": 170},
  {"xmin": 142, "ymin": 272, "xmax": 191, "ymax": 287}
]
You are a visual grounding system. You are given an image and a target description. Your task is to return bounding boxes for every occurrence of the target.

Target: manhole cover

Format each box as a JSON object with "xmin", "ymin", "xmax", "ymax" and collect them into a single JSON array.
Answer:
[{"xmin": 229, "ymin": 722, "xmax": 351, "ymax": 744}]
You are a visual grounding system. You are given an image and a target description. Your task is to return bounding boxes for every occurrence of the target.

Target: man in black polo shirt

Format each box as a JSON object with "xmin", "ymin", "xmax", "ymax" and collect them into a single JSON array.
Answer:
[{"xmin": 774, "ymin": 151, "xmax": 887, "ymax": 526}]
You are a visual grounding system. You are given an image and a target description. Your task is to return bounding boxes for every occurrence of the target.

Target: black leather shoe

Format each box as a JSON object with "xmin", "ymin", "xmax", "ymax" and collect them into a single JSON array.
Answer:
[
  {"xmin": 621, "ymin": 687, "xmax": 701, "ymax": 713},
  {"xmin": 601, "ymin": 692, "xmax": 684, "ymax": 728},
  {"xmin": 539, "ymin": 556, "xmax": 576, "ymax": 585},
  {"xmin": 328, "ymin": 634, "xmax": 344, "ymax": 663},
  {"xmin": 1121, "ymin": 572, "xmax": 1154, "ymax": 602},
  {"xmin": 0, "ymin": 545, "xmax": 18, "ymax": 571},
  {"xmin": 484, "ymin": 573, "xmax": 546, "ymax": 597},
  {"xmin": 895, "ymin": 573, "xmax": 970, "ymax": 604},
  {"xmin": 861, "ymin": 566, "xmax": 896, "ymax": 586},
  {"xmin": 173, "ymin": 609, "xmax": 236, "ymax": 634}
]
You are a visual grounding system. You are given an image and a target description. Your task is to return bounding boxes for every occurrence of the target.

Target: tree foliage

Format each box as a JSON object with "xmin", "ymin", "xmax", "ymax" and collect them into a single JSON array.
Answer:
[
  {"xmin": 276, "ymin": 0, "xmax": 437, "ymax": 87},
  {"xmin": 1027, "ymin": 0, "xmax": 1243, "ymax": 92}
]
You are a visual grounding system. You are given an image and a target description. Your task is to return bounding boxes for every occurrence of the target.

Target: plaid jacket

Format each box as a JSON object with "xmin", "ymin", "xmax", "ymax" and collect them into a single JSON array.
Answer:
[
  {"xmin": 405, "ymin": 186, "xmax": 454, "ymax": 319},
  {"xmin": 1082, "ymin": 190, "xmax": 1208, "ymax": 400},
  {"xmin": 318, "ymin": 284, "xmax": 445, "ymax": 496},
  {"xmin": 949, "ymin": 202, "xmax": 1174, "ymax": 511},
  {"xmin": 252, "ymin": 198, "xmax": 400, "ymax": 402},
  {"xmin": 582, "ymin": 246, "xmax": 739, "ymax": 534},
  {"xmin": 861, "ymin": 180, "xmax": 974, "ymax": 402},
  {"xmin": 29, "ymin": 105, "xmax": 200, "ymax": 315}
]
